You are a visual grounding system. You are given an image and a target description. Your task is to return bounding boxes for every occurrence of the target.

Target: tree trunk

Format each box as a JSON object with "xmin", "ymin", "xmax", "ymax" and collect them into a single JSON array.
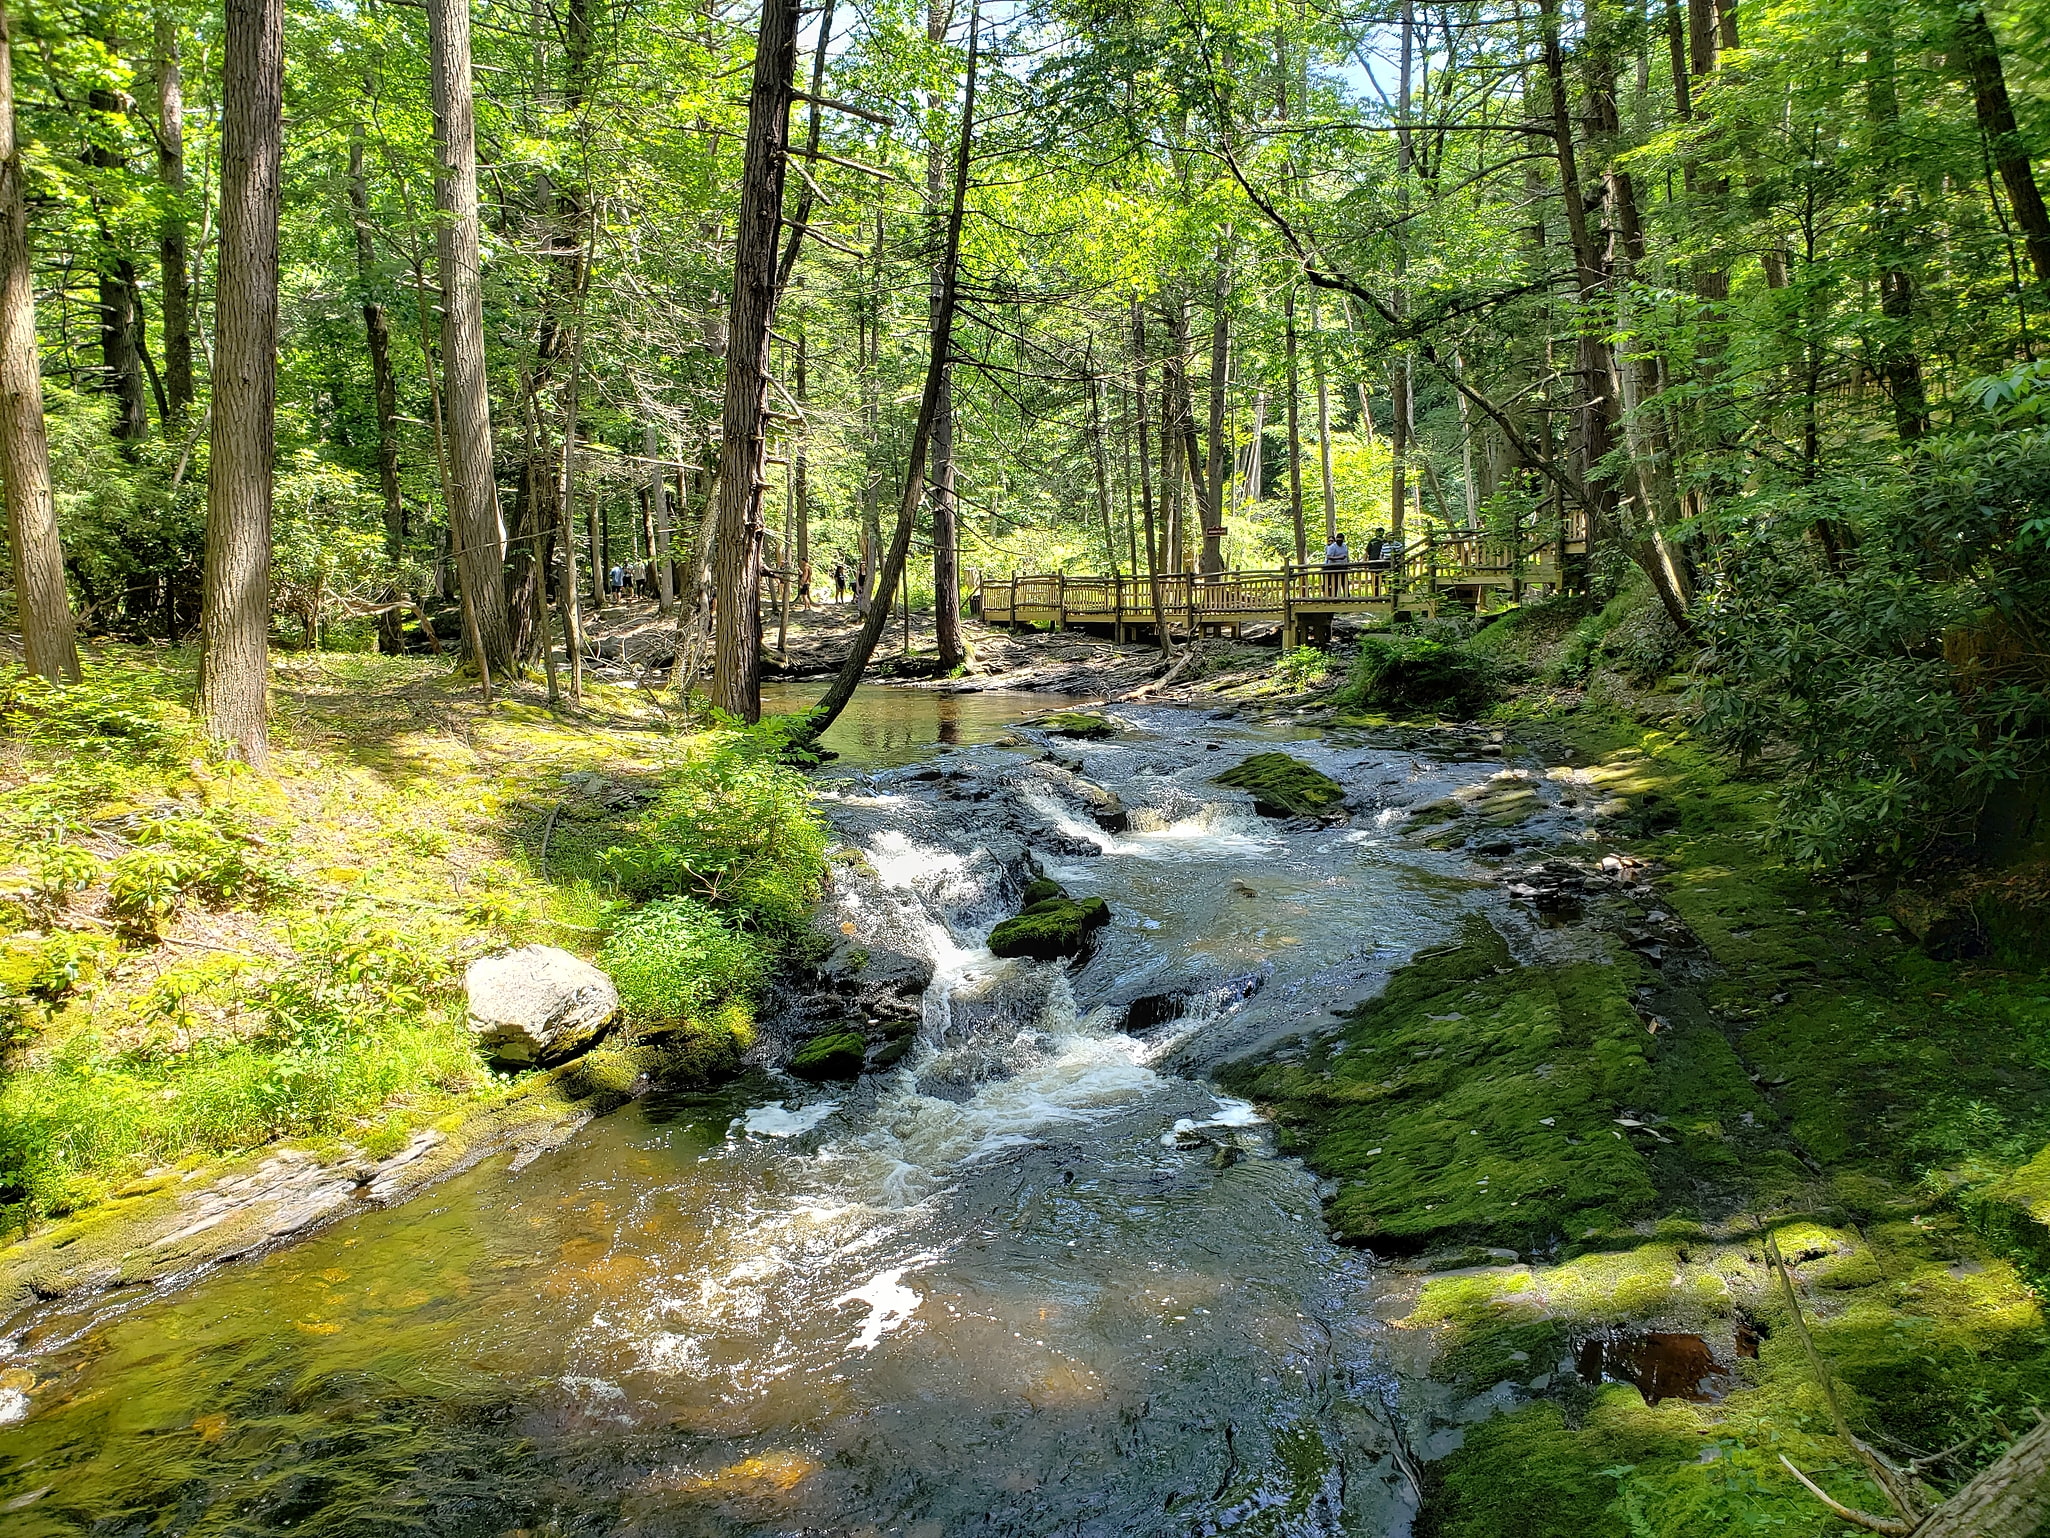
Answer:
[
  {"xmin": 1312, "ymin": 301, "xmax": 1337, "ymax": 543},
  {"xmin": 793, "ymin": 327, "xmax": 809, "ymax": 606},
  {"xmin": 426, "ymin": 0, "xmax": 515, "ymax": 679},
  {"xmin": 1284, "ymin": 284, "xmax": 1305, "ymax": 563},
  {"xmin": 1544, "ymin": 0, "xmax": 1691, "ymax": 629},
  {"xmin": 647, "ymin": 420, "xmax": 674, "ymax": 612},
  {"xmin": 926, "ymin": 0, "xmax": 963, "ymax": 671},
  {"xmin": 709, "ymin": 0, "xmax": 800, "ymax": 722},
  {"xmin": 348, "ymin": 134, "xmax": 406, "ymax": 651},
  {"xmin": 1132, "ymin": 298, "xmax": 1167, "ymax": 652},
  {"xmin": 1953, "ymin": 5, "xmax": 2050, "ymax": 285},
  {"xmin": 1087, "ymin": 348, "xmax": 1118, "ymax": 575},
  {"xmin": 0, "ymin": 0, "xmax": 78, "ymax": 684},
  {"xmin": 195, "ymin": 0, "xmax": 283, "ymax": 766},
  {"xmin": 807, "ymin": 2, "xmax": 979, "ymax": 737},
  {"xmin": 1391, "ymin": 0, "xmax": 1412, "ymax": 545},
  {"xmin": 1866, "ymin": 27, "xmax": 1927, "ymax": 442},
  {"xmin": 1201, "ymin": 242, "xmax": 1230, "ymax": 574},
  {"xmin": 154, "ymin": 10, "xmax": 192, "ymax": 425}
]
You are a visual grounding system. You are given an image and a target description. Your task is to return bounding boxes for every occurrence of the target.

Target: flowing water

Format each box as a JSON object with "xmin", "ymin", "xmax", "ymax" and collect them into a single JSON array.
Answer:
[{"xmin": 0, "ymin": 687, "xmax": 1559, "ymax": 1537}]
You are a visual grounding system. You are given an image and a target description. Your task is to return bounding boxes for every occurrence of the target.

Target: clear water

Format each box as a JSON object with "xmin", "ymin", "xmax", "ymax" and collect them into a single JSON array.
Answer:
[{"xmin": 0, "ymin": 689, "xmax": 1527, "ymax": 1537}]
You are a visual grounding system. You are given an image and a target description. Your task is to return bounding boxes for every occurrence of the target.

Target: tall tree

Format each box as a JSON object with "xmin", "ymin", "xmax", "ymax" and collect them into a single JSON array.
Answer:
[
  {"xmin": 86, "ymin": 47, "xmax": 147, "ymax": 444},
  {"xmin": 926, "ymin": 0, "xmax": 964, "ymax": 671},
  {"xmin": 154, "ymin": 9, "xmax": 192, "ymax": 424},
  {"xmin": 709, "ymin": 0, "xmax": 801, "ymax": 721},
  {"xmin": 426, "ymin": 0, "xmax": 515, "ymax": 678},
  {"xmin": 0, "ymin": 0, "xmax": 78, "ymax": 684},
  {"xmin": 195, "ymin": 0, "xmax": 285, "ymax": 765},
  {"xmin": 1951, "ymin": 5, "xmax": 2050, "ymax": 287},
  {"xmin": 348, "ymin": 132, "xmax": 406, "ymax": 650}
]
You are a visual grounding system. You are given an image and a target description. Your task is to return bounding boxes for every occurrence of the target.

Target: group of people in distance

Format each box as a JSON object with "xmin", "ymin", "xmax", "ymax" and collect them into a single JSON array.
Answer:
[{"xmin": 1318, "ymin": 528, "xmax": 1400, "ymax": 595}]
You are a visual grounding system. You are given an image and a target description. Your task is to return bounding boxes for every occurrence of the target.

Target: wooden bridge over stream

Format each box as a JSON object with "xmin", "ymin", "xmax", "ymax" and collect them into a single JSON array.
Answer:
[{"xmin": 973, "ymin": 520, "xmax": 1589, "ymax": 647}]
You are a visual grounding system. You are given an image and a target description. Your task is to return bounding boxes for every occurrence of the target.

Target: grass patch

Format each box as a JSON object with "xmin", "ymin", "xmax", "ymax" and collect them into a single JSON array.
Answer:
[{"xmin": 0, "ymin": 647, "xmax": 827, "ymax": 1230}]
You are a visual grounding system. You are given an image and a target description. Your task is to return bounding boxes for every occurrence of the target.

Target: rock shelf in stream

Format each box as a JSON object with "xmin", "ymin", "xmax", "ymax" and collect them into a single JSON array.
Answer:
[{"xmin": 1212, "ymin": 751, "xmax": 1347, "ymax": 819}]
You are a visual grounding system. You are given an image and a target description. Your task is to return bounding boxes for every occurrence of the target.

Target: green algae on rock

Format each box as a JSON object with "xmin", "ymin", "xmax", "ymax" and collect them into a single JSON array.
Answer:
[
  {"xmin": 1031, "ymin": 711, "xmax": 1117, "ymax": 739},
  {"xmin": 988, "ymin": 880, "xmax": 1112, "ymax": 961},
  {"xmin": 789, "ymin": 1030, "xmax": 869, "ymax": 1080},
  {"xmin": 1213, "ymin": 753, "xmax": 1347, "ymax": 819}
]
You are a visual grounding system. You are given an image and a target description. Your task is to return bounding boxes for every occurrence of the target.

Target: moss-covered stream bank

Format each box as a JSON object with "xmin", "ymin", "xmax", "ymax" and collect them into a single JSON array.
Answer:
[{"xmin": 1, "ymin": 684, "xmax": 2044, "ymax": 1537}]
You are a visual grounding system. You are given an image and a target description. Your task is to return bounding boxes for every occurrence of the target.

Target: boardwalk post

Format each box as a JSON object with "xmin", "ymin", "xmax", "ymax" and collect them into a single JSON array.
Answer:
[{"xmin": 1055, "ymin": 570, "xmax": 1066, "ymax": 631}]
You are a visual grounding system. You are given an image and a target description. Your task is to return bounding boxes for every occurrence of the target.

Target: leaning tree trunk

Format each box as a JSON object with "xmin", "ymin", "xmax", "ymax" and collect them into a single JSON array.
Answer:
[
  {"xmin": 195, "ymin": 0, "xmax": 283, "ymax": 766},
  {"xmin": 806, "ymin": 2, "xmax": 980, "ymax": 738},
  {"xmin": 924, "ymin": 0, "xmax": 964, "ymax": 671},
  {"xmin": 708, "ymin": 0, "xmax": 801, "ymax": 722},
  {"xmin": 0, "ymin": 0, "xmax": 77, "ymax": 684},
  {"xmin": 1954, "ymin": 5, "xmax": 2050, "ymax": 286},
  {"xmin": 426, "ymin": 0, "xmax": 514, "ymax": 679},
  {"xmin": 154, "ymin": 9, "xmax": 192, "ymax": 424}
]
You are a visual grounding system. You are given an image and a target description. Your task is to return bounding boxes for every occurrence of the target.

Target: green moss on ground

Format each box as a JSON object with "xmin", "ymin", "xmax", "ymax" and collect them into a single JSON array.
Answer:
[
  {"xmin": 1213, "ymin": 752, "xmax": 1347, "ymax": 819},
  {"xmin": 1226, "ymin": 711, "xmax": 2050, "ymax": 1534}
]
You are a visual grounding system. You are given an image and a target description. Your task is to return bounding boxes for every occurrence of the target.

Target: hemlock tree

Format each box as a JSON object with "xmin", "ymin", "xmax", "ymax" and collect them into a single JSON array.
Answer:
[
  {"xmin": 426, "ymin": 0, "xmax": 514, "ymax": 679},
  {"xmin": 0, "ymin": 0, "xmax": 77, "ymax": 685},
  {"xmin": 709, "ymin": 0, "xmax": 801, "ymax": 723},
  {"xmin": 195, "ymin": 0, "xmax": 284, "ymax": 764}
]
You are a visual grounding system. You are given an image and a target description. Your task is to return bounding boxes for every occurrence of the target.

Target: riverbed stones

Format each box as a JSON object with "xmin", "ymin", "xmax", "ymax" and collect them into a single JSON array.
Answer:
[
  {"xmin": 1213, "ymin": 752, "xmax": 1347, "ymax": 819},
  {"xmin": 790, "ymin": 1031, "xmax": 869, "ymax": 1080},
  {"xmin": 988, "ymin": 882, "xmax": 1112, "ymax": 960},
  {"xmin": 1032, "ymin": 710, "xmax": 1117, "ymax": 739},
  {"xmin": 465, "ymin": 945, "xmax": 619, "ymax": 1065}
]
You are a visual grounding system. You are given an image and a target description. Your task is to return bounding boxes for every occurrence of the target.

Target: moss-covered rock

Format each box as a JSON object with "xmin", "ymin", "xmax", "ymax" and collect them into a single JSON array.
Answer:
[
  {"xmin": 789, "ymin": 1030, "xmax": 868, "ymax": 1080},
  {"xmin": 1033, "ymin": 711, "xmax": 1116, "ymax": 739},
  {"xmin": 1213, "ymin": 753, "xmax": 1347, "ymax": 819},
  {"xmin": 1019, "ymin": 877, "xmax": 1067, "ymax": 906},
  {"xmin": 988, "ymin": 895, "xmax": 1111, "ymax": 960}
]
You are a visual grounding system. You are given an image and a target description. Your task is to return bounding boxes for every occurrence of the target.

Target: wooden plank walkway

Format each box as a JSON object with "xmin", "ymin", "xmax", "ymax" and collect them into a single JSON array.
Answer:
[{"xmin": 975, "ymin": 524, "xmax": 1588, "ymax": 645}]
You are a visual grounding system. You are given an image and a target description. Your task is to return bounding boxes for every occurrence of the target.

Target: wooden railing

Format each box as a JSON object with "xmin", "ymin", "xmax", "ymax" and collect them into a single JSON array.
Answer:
[{"xmin": 977, "ymin": 521, "xmax": 1586, "ymax": 636}]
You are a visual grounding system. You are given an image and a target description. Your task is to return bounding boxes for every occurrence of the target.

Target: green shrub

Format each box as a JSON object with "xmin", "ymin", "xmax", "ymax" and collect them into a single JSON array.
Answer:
[
  {"xmin": 1337, "ymin": 634, "xmax": 1496, "ymax": 717},
  {"xmin": 598, "ymin": 895, "xmax": 765, "ymax": 1030},
  {"xmin": 1276, "ymin": 645, "xmax": 1331, "ymax": 688},
  {"xmin": 598, "ymin": 730, "xmax": 827, "ymax": 930}
]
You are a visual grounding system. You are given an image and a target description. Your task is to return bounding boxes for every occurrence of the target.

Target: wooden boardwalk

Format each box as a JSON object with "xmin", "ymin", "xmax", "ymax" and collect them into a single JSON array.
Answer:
[{"xmin": 975, "ymin": 523, "xmax": 1588, "ymax": 646}]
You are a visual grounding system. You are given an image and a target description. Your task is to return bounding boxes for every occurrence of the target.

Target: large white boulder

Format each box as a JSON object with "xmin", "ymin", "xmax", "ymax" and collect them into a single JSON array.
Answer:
[{"xmin": 465, "ymin": 945, "xmax": 618, "ymax": 1064}]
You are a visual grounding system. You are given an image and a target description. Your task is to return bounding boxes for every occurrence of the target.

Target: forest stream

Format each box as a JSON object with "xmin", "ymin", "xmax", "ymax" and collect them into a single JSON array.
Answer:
[{"xmin": 0, "ymin": 687, "xmax": 1678, "ymax": 1534}]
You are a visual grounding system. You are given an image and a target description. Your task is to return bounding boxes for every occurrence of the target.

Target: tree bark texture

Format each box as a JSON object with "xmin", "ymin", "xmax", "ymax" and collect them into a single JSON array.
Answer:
[
  {"xmin": 195, "ymin": 0, "xmax": 284, "ymax": 766},
  {"xmin": 347, "ymin": 138, "xmax": 405, "ymax": 582},
  {"xmin": 0, "ymin": 0, "xmax": 78, "ymax": 684},
  {"xmin": 1284, "ymin": 285, "xmax": 1305, "ymax": 562},
  {"xmin": 926, "ymin": 0, "xmax": 963, "ymax": 671},
  {"xmin": 426, "ymin": 0, "xmax": 514, "ymax": 678},
  {"xmin": 154, "ymin": 10, "xmax": 193, "ymax": 423},
  {"xmin": 1201, "ymin": 245, "xmax": 1230, "ymax": 574},
  {"xmin": 1954, "ymin": 6, "xmax": 2050, "ymax": 286},
  {"xmin": 709, "ymin": 0, "xmax": 800, "ymax": 722}
]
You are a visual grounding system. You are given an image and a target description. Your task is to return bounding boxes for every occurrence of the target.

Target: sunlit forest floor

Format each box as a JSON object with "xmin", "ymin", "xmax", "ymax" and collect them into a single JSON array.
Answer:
[{"xmin": 4, "ymin": 598, "xmax": 2046, "ymax": 1535}]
